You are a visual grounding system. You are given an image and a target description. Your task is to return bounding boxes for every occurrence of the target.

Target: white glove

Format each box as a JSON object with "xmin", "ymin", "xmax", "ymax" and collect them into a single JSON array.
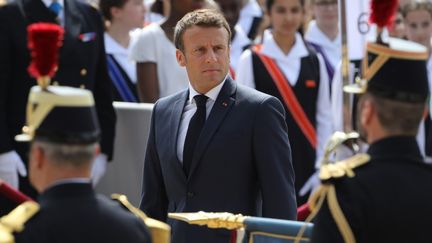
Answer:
[
  {"xmin": 0, "ymin": 151, "xmax": 27, "ymax": 189},
  {"xmin": 91, "ymin": 153, "xmax": 108, "ymax": 186},
  {"xmin": 299, "ymin": 170, "xmax": 321, "ymax": 197}
]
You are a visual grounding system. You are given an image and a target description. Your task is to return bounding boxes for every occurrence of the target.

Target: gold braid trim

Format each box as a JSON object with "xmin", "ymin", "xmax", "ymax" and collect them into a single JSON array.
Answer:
[
  {"xmin": 111, "ymin": 194, "xmax": 171, "ymax": 243},
  {"xmin": 0, "ymin": 201, "xmax": 40, "ymax": 243},
  {"xmin": 327, "ymin": 185, "xmax": 356, "ymax": 243}
]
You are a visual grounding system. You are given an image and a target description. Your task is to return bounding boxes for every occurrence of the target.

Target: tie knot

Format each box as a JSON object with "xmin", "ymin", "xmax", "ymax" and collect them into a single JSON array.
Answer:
[
  {"xmin": 194, "ymin": 95, "xmax": 208, "ymax": 107},
  {"xmin": 49, "ymin": 1, "xmax": 62, "ymax": 16}
]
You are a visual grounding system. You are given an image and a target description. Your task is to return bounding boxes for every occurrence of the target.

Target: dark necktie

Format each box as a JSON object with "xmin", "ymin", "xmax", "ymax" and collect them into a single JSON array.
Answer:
[
  {"xmin": 49, "ymin": 0, "xmax": 62, "ymax": 17},
  {"xmin": 183, "ymin": 95, "xmax": 208, "ymax": 176}
]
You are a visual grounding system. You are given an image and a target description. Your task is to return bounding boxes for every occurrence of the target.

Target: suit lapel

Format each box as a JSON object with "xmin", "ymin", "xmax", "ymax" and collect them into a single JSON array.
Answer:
[
  {"xmin": 64, "ymin": 0, "xmax": 81, "ymax": 38},
  {"xmin": 188, "ymin": 78, "xmax": 237, "ymax": 178},
  {"xmin": 170, "ymin": 91, "xmax": 189, "ymax": 182}
]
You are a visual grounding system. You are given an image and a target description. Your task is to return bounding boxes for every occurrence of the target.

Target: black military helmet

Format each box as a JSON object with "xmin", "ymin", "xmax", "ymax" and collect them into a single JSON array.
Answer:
[
  {"xmin": 345, "ymin": 38, "xmax": 429, "ymax": 103},
  {"xmin": 15, "ymin": 86, "xmax": 100, "ymax": 144}
]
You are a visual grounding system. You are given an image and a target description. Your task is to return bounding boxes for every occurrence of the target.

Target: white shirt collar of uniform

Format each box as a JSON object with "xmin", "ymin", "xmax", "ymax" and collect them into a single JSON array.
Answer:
[
  {"xmin": 261, "ymin": 30, "xmax": 309, "ymax": 61},
  {"xmin": 304, "ymin": 20, "xmax": 341, "ymax": 49},
  {"xmin": 188, "ymin": 75, "xmax": 227, "ymax": 103},
  {"xmin": 232, "ymin": 25, "xmax": 252, "ymax": 50},
  {"xmin": 42, "ymin": 0, "xmax": 64, "ymax": 9},
  {"xmin": 104, "ymin": 32, "xmax": 130, "ymax": 56}
]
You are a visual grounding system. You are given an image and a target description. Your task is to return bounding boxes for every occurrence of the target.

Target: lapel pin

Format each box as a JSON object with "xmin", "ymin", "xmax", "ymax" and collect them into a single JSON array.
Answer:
[{"xmin": 222, "ymin": 102, "xmax": 228, "ymax": 107}]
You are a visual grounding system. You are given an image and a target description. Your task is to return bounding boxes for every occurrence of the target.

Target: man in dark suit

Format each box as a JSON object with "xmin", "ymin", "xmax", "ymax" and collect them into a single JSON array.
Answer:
[
  {"xmin": 311, "ymin": 38, "xmax": 432, "ymax": 243},
  {"xmin": 0, "ymin": 0, "xmax": 115, "ymax": 196},
  {"xmin": 2, "ymin": 85, "xmax": 151, "ymax": 243},
  {"xmin": 140, "ymin": 9, "xmax": 296, "ymax": 243}
]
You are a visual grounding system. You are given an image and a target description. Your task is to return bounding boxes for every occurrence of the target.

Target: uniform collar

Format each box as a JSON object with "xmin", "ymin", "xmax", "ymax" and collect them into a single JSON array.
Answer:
[
  {"xmin": 261, "ymin": 30, "xmax": 309, "ymax": 61},
  {"xmin": 104, "ymin": 33, "xmax": 130, "ymax": 55},
  {"xmin": 367, "ymin": 136, "xmax": 423, "ymax": 161}
]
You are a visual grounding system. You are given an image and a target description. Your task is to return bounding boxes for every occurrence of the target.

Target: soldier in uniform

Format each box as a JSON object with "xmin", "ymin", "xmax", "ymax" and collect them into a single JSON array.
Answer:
[
  {"xmin": 311, "ymin": 37, "xmax": 432, "ymax": 242},
  {"xmin": 0, "ymin": 0, "xmax": 116, "ymax": 196},
  {"xmin": 0, "ymin": 85, "xmax": 151, "ymax": 243}
]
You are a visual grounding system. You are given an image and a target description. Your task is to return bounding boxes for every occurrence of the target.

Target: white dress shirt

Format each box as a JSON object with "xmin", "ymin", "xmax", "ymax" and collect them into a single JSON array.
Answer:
[
  {"xmin": 236, "ymin": 30, "xmax": 333, "ymax": 169},
  {"xmin": 42, "ymin": 0, "xmax": 65, "ymax": 26},
  {"xmin": 176, "ymin": 77, "xmax": 227, "ymax": 163},
  {"xmin": 304, "ymin": 20, "xmax": 341, "ymax": 69}
]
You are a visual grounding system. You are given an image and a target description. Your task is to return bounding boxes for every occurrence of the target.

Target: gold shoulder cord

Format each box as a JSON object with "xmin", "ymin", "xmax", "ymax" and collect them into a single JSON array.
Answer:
[
  {"xmin": 294, "ymin": 154, "xmax": 370, "ymax": 243},
  {"xmin": 0, "ymin": 201, "xmax": 40, "ymax": 243},
  {"xmin": 111, "ymin": 194, "xmax": 171, "ymax": 243}
]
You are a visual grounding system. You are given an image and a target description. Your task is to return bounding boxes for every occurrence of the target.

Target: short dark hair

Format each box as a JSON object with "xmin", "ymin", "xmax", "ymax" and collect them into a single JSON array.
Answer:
[
  {"xmin": 174, "ymin": 9, "xmax": 232, "ymax": 52},
  {"xmin": 99, "ymin": 0, "xmax": 128, "ymax": 21},
  {"xmin": 364, "ymin": 93, "xmax": 425, "ymax": 136},
  {"xmin": 401, "ymin": 0, "xmax": 432, "ymax": 18}
]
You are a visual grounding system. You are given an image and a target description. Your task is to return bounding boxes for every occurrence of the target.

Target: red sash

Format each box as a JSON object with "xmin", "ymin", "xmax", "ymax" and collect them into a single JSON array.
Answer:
[{"xmin": 252, "ymin": 45, "xmax": 317, "ymax": 148}]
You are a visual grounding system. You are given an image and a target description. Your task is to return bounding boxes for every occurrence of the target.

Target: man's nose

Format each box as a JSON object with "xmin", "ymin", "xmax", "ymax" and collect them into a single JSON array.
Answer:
[{"xmin": 205, "ymin": 50, "xmax": 217, "ymax": 63}]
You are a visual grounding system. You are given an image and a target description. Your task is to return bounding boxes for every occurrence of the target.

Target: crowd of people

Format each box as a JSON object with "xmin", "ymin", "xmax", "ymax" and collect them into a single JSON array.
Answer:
[{"xmin": 1, "ymin": 0, "xmax": 432, "ymax": 242}]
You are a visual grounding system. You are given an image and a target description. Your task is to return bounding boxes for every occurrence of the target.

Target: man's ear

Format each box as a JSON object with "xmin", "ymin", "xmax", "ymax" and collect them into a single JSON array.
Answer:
[
  {"xmin": 176, "ymin": 49, "xmax": 186, "ymax": 67},
  {"xmin": 360, "ymin": 99, "xmax": 374, "ymax": 128},
  {"xmin": 32, "ymin": 143, "xmax": 45, "ymax": 169}
]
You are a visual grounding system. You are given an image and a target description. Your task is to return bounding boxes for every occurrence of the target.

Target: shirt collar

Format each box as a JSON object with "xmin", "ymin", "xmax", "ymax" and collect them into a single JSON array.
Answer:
[
  {"xmin": 304, "ymin": 20, "xmax": 341, "ymax": 48},
  {"xmin": 42, "ymin": 0, "xmax": 64, "ymax": 9},
  {"xmin": 262, "ymin": 30, "xmax": 309, "ymax": 60},
  {"xmin": 188, "ymin": 75, "xmax": 227, "ymax": 103},
  {"xmin": 104, "ymin": 33, "xmax": 130, "ymax": 55}
]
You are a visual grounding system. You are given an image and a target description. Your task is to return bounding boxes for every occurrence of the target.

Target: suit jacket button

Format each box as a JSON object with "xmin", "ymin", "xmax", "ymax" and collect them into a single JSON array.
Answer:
[{"xmin": 187, "ymin": 192, "xmax": 194, "ymax": 198}]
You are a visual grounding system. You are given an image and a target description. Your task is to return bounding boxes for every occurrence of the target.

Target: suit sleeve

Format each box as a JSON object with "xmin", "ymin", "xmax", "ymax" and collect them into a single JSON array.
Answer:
[
  {"xmin": 139, "ymin": 102, "xmax": 169, "ymax": 221},
  {"xmin": 91, "ymin": 9, "xmax": 116, "ymax": 160},
  {"xmin": 0, "ymin": 6, "xmax": 14, "ymax": 153},
  {"xmin": 253, "ymin": 96, "xmax": 297, "ymax": 220}
]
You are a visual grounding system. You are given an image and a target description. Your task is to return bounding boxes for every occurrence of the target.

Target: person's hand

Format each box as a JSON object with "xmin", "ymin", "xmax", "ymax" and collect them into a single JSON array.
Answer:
[
  {"xmin": 91, "ymin": 153, "xmax": 108, "ymax": 186},
  {"xmin": 0, "ymin": 151, "xmax": 27, "ymax": 189},
  {"xmin": 299, "ymin": 170, "xmax": 321, "ymax": 197}
]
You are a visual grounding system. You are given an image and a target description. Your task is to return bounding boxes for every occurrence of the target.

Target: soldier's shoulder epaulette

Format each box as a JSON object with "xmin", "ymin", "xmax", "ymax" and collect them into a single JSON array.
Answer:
[
  {"xmin": 0, "ymin": 201, "xmax": 40, "ymax": 243},
  {"xmin": 319, "ymin": 153, "xmax": 371, "ymax": 181},
  {"xmin": 111, "ymin": 194, "xmax": 171, "ymax": 243}
]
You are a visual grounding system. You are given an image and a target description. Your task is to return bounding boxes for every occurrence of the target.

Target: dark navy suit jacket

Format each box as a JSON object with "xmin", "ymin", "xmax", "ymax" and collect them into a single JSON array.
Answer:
[{"xmin": 140, "ymin": 77, "xmax": 297, "ymax": 243}]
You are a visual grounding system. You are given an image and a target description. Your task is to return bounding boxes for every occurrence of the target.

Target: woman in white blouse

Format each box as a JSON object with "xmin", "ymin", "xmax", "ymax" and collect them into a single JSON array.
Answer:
[{"xmin": 236, "ymin": 0, "xmax": 332, "ymax": 205}]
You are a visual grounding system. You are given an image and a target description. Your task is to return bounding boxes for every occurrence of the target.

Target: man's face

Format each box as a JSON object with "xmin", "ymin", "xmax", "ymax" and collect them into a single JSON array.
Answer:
[
  {"xmin": 176, "ymin": 26, "xmax": 230, "ymax": 94},
  {"xmin": 405, "ymin": 9, "xmax": 432, "ymax": 48},
  {"xmin": 312, "ymin": 0, "xmax": 338, "ymax": 30}
]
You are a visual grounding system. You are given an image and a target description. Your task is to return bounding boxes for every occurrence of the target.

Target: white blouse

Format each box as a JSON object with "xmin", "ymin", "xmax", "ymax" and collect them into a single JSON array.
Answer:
[{"xmin": 130, "ymin": 24, "xmax": 189, "ymax": 98}]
